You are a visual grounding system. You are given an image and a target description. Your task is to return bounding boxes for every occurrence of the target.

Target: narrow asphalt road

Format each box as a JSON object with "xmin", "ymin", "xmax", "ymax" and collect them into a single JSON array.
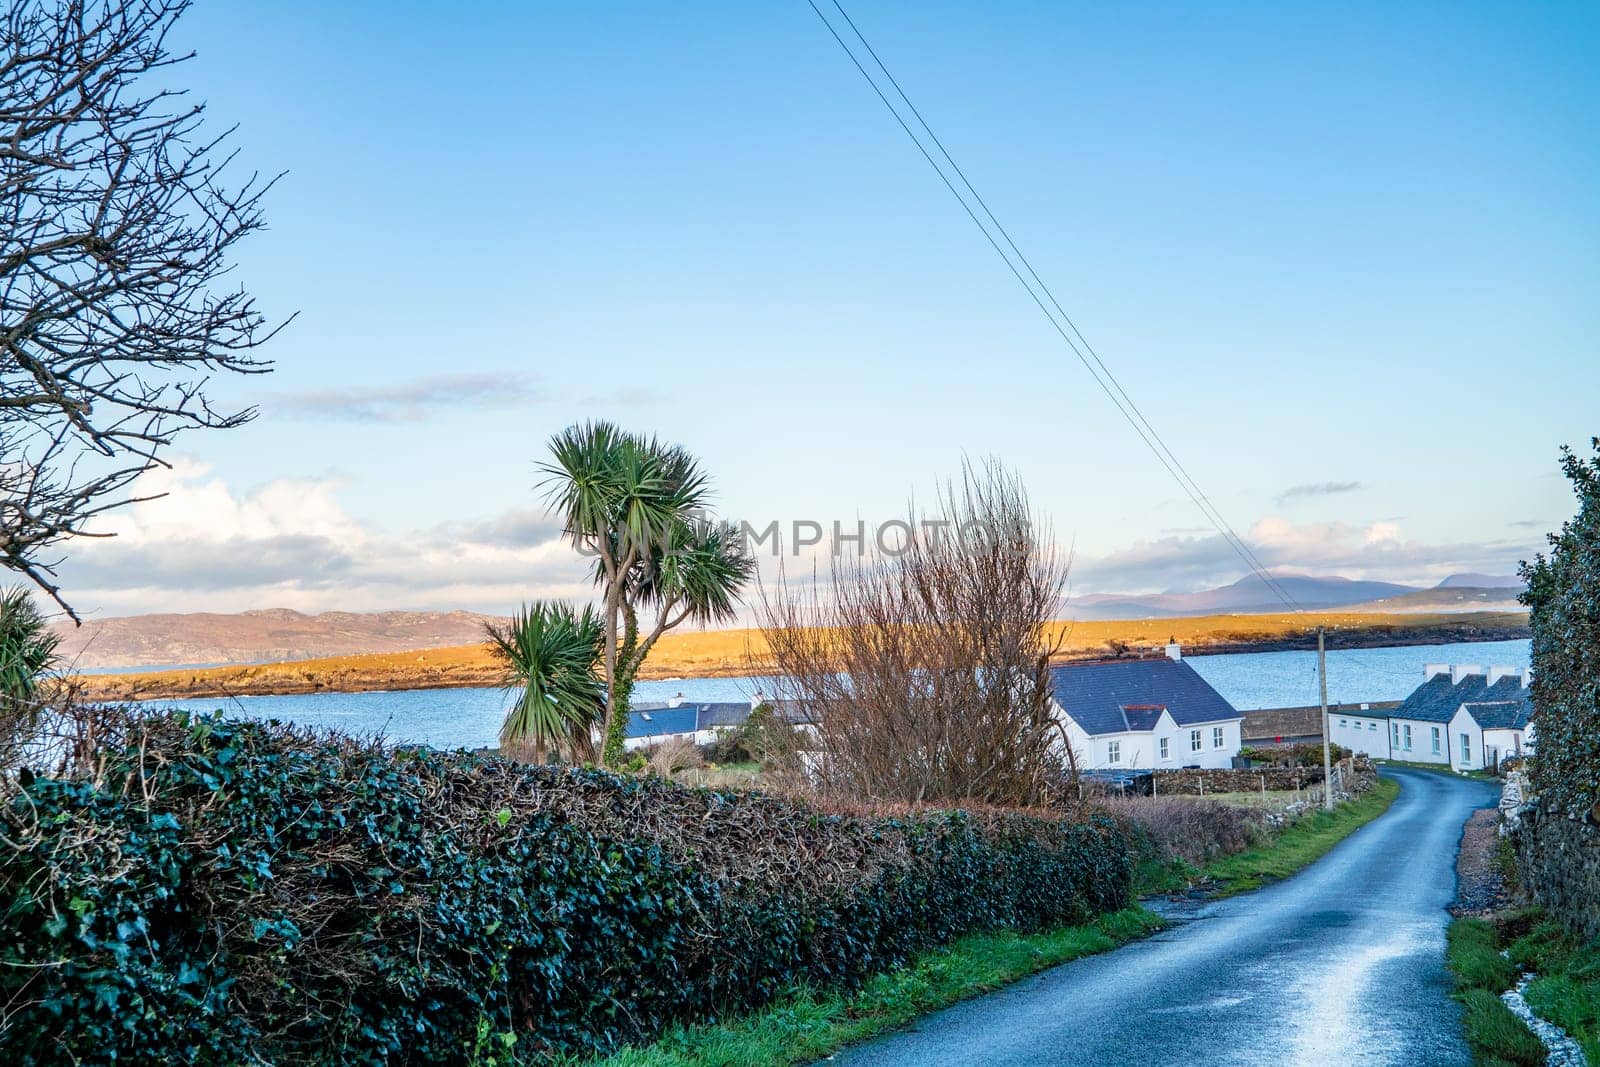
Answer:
[{"xmin": 826, "ymin": 767, "xmax": 1498, "ymax": 1067}]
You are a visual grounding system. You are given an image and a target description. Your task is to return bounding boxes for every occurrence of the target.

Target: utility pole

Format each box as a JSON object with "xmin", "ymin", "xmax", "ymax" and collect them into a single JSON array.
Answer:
[{"xmin": 1319, "ymin": 626, "xmax": 1333, "ymax": 811}]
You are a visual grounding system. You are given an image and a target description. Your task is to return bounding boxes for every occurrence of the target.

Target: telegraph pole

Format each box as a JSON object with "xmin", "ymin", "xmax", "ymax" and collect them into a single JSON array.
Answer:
[{"xmin": 1319, "ymin": 626, "xmax": 1333, "ymax": 811}]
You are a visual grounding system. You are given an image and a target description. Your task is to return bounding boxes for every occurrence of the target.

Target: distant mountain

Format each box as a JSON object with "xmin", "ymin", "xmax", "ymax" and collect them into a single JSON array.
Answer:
[
  {"xmin": 1070, "ymin": 574, "xmax": 1418, "ymax": 620},
  {"xmin": 1436, "ymin": 573, "xmax": 1525, "ymax": 590},
  {"xmin": 54, "ymin": 608, "xmax": 507, "ymax": 670},
  {"xmin": 1353, "ymin": 586, "xmax": 1527, "ymax": 613}
]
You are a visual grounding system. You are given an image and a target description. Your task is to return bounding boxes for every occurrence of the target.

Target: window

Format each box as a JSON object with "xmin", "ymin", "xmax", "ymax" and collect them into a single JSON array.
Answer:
[
  {"xmin": 1460, "ymin": 733, "xmax": 1471, "ymax": 765},
  {"xmin": 1403, "ymin": 724, "xmax": 1413, "ymax": 751},
  {"xmin": 1339, "ymin": 719, "xmax": 1349, "ymax": 728},
  {"xmin": 1392, "ymin": 722, "xmax": 1400, "ymax": 747},
  {"xmin": 1212, "ymin": 726, "xmax": 1225, "ymax": 749},
  {"xmin": 1369, "ymin": 722, "xmax": 1377, "ymax": 731},
  {"xmin": 1159, "ymin": 737, "xmax": 1170, "ymax": 760},
  {"xmin": 1190, "ymin": 729, "xmax": 1202, "ymax": 752},
  {"xmin": 1431, "ymin": 727, "xmax": 1441, "ymax": 755},
  {"xmin": 1107, "ymin": 740, "xmax": 1121, "ymax": 764}
]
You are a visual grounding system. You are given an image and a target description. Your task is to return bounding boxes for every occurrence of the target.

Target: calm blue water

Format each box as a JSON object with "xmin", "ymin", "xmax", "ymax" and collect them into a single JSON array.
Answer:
[{"xmin": 155, "ymin": 638, "xmax": 1531, "ymax": 753}]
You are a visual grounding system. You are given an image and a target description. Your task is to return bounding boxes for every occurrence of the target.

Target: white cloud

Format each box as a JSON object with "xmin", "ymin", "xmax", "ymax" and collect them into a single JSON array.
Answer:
[
  {"xmin": 55, "ymin": 460, "xmax": 592, "ymax": 617},
  {"xmin": 1072, "ymin": 515, "xmax": 1537, "ymax": 594}
]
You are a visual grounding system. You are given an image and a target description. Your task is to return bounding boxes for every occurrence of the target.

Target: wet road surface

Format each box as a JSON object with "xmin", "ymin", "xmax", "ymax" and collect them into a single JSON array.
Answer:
[{"xmin": 825, "ymin": 767, "xmax": 1497, "ymax": 1067}]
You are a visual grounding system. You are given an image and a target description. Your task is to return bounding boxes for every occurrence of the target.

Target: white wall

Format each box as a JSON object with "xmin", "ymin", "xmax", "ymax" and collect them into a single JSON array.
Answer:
[
  {"xmin": 1387, "ymin": 717, "xmax": 1451, "ymax": 765},
  {"xmin": 1446, "ymin": 708, "xmax": 1481, "ymax": 771},
  {"xmin": 1173, "ymin": 719, "xmax": 1241, "ymax": 769},
  {"xmin": 1483, "ymin": 728, "xmax": 1526, "ymax": 768},
  {"xmin": 1328, "ymin": 712, "xmax": 1390, "ymax": 758},
  {"xmin": 1445, "ymin": 707, "xmax": 1529, "ymax": 771},
  {"xmin": 1064, "ymin": 716, "xmax": 1241, "ymax": 770},
  {"xmin": 623, "ymin": 730, "xmax": 698, "ymax": 753}
]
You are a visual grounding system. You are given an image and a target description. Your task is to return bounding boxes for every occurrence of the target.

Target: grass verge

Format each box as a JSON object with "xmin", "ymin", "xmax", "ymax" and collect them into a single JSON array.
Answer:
[
  {"xmin": 564, "ymin": 908, "xmax": 1164, "ymax": 1067},
  {"xmin": 1506, "ymin": 914, "xmax": 1600, "ymax": 1064},
  {"xmin": 1446, "ymin": 916, "xmax": 1550, "ymax": 1067},
  {"xmin": 1447, "ymin": 911, "xmax": 1600, "ymax": 1067},
  {"xmin": 1196, "ymin": 776, "xmax": 1401, "ymax": 896}
]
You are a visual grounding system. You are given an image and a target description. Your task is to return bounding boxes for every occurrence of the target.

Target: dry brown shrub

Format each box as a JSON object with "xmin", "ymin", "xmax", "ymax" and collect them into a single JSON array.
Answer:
[
  {"xmin": 646, "ymin": 736, "xmax": 704, "ymax": 779},
  {"xmin": 757, "ymin": 461, "xmax": 1070, "ymax": 807},
  {"xmin": 1097, "ymin": 794, "xmax": 1267, "ymax": 867}
]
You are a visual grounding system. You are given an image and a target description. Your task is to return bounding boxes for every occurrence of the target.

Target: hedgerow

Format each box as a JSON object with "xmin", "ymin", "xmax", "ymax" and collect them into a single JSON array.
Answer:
[
  {"xmin": 0, "ymin": 709, "xmax": 1130, "ymax": 1064},
  {"xmin": 1520, "ymin": 437, "xmax": 1600, "ymax": 814}
]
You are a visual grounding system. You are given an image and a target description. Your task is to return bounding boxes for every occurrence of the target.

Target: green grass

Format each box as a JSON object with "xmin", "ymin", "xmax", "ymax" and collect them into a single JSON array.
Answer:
[
  {"xmin": 1456, "ymin": 988, "xmax": 1549, "ymax": 1066},
  {"xmin": 563, "ymin": 908, "xmax": 1164, "ymax": 1067},
  {"xmin": 1132, "ymin": 777, "xmax": 1401, "ymax": 897},
  {"xmin": 1448, "ymin": 919, "xmax": 1521, "ymax": 994},
  {"xmin": 1378, "ymin": 758, "xmax": 1497, "ymax": 780},
  {"xmin": 1198, "ymin": 776, "xmax": 1401, "ymax": 896},
  {"xmin": 1447, "ymin": 911, "xmax": 1600, "ymax": 1067},
  {"xmin": 1446, "ymin": 916, "xmax": 1547, "ymax": 1066},
  {"xmin": 1506, "ymin": 916, "xmax": 1600, "ymax": 1064}
]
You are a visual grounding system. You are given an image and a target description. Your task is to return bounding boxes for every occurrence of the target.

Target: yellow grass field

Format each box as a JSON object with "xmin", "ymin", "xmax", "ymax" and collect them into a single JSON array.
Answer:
[{"xmin": 74, "ymin": 610, "xmax": 1528, "ymax": 703}]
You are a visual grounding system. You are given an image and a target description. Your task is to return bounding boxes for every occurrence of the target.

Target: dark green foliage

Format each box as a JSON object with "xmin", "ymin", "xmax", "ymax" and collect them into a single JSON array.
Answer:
[
  {"xmin": 700, "ymin": 704, "xmax": 797, "ymax": 768},
  {"xmin": 485, "ymin": 602, "xmax": 606, "ymax": 760},
  {"xmin": 1238, "ymin": 742, "xmax": 1350, "ymax": 768},
  {"xmin": 1520, "ymin": 438, "xmax": 1600, "ymax": 814},
  {"xmin": 1448, "ymin": 919, "xmax": 1520, "ymax": 995},
  {"xmin": 1456, "ymin": 989, "xmax": 1548, "ymax": 1067},
  {"xmin": 0, "ymin": 710, "xmax": 1129, "ymax": 1064}
]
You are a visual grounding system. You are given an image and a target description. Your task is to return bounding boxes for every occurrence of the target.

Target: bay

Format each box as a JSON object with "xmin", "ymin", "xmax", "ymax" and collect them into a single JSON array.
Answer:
[{"xmin": 155, "ymin": 638, "xmax": 1531, "ymax": 753}]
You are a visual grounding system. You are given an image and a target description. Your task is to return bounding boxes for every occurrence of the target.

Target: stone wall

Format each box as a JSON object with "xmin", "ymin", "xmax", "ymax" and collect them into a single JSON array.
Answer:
[
  {"xmin": 1152, "ymin": 766, "xmax": 1324, "ymax": 795},
  {"xmin": 1514, "ymin": 799, "xmax": 1600, "ymax": 941}
]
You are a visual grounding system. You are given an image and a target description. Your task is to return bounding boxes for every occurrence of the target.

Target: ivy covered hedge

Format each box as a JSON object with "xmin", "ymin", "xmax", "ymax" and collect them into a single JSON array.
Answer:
[
  {"xmin": 0, "ymin": 710, "xmax": 1130, "ymax": 1064},
  {"xmin": 1521, "ymin": 437, "xmax": 1600, "ymax": 814}
]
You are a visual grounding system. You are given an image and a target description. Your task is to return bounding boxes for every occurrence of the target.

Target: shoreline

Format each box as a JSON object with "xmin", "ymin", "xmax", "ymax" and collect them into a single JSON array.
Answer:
[{"xmin": 72, "ymin": 611, "xmax": 1530, "ymax": 703}]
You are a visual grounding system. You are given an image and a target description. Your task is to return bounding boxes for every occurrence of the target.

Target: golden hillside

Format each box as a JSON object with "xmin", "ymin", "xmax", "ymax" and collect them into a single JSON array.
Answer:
[{"xmin": 75, "ymin": 610, "xmax": 1529, "ymax": 702}]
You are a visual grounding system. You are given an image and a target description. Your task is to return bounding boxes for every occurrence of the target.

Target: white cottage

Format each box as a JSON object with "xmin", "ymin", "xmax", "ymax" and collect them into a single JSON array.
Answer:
[
  {"xmin": 1372, "ymin": 663, "xmax": 1534, "ymax": 771},
  {"xmin": 1051, "ymin": 644, "xmax": 1244, "ymax": 771}
]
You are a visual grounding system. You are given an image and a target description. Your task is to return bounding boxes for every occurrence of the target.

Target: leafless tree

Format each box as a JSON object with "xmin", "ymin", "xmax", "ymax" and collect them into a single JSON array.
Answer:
[
  {"xmin": 757, "ymin": 461, "xmax": 1071, "ymax": 807},
  {"xmin": 2, "ymin": 0, "xmax": 284, "ymax": 619}
]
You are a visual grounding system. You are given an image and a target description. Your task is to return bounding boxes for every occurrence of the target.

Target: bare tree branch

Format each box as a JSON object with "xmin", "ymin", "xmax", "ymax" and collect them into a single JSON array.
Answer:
[
  {"xmin": 757, "ymin": 461, "xmax": 1071, "ymax": 807},
  {"xmin": 1, "ymin": 0, "xmax": 285, "ymax": 620}
]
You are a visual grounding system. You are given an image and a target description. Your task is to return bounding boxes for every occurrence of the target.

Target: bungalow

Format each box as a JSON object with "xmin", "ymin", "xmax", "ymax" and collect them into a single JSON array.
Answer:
[
  {"xmin": 1330, "ymin": 664, "xmax": 1534, "ymax": 771},
  {"xmin": 623, "ymin": 698, "xmax": 759, "ymax": 751},
  {"xmin": 1050, "ymin": 644, "xmax": 1244, "ymax": 771}
]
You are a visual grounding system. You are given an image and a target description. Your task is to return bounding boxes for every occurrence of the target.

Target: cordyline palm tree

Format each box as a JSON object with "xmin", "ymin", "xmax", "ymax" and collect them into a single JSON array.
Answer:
[
  {"xmin": 0, "ymin": 587, "xmax": 60, "ymax": 738},
  {"xmin": 541, "ymin": 422, "xmax": 754, "ymax": 766},
  {"xmin": 485, "ymin": 602, "xmax": 605, "ymax": 762}
]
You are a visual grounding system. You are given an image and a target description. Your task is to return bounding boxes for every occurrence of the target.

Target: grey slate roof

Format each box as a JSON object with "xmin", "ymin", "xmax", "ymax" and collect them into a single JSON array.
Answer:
[
  {"xmin": 1050, "ymin": 658, "xmax": 1241, "ymax": 737},
  {"xmin": 1392, "ymin": 673, "xmax": 1533, "ymax": 725},
  {"xmin": 625, "ymin": 706, "xmax": 698, "ymax": 739},
  {"xmin": 694, "ymin": 702, "xmax": 752, "ymax": 729},
  {"xmin": 1462, "ymin": 701, "xmax": 1533, "ymax": 731},
  {"xmin": 625, "ymin": 701, "xmax": 761, "ymax": 739}
]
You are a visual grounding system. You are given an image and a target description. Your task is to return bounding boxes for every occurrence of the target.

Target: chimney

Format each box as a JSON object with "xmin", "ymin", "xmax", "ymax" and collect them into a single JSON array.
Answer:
[
  {"xmin": 750, "ymin": 690, "xmax": 766, "ymax": 710},
  {"xmin": 1521, "ymin": 666, "xmax": 1534, "ymax": 688},
  {"xmin": 1165, "ymin": 639, "xmax": 1182, "ymax": 661},
  {"xmin": 668, "ymin": 691, "xmax": 685, "ymax": 708},
  {"xmin": 1450, "ymin": 664, "xmax": 1484, "ymax": 685},
  {"xmin": 1486, "ymin": 665, "xmax": 1521, "ymax": 686},
  {"xmin": 1423, "ymin": 663, "xmax": 1450, "ymax": 681}
]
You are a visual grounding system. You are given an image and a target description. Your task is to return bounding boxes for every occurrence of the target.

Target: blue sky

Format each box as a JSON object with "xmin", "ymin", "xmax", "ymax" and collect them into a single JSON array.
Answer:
[{"xmin": 61, "ymin": 1, "xmax": 1600, "ymax": 617}]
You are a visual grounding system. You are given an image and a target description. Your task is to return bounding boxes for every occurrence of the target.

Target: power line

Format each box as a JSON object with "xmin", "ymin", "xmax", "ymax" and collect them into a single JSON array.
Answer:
[{"xmin": 803, "ymin": 0, "xmax": 1302, "ymax": 612}]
